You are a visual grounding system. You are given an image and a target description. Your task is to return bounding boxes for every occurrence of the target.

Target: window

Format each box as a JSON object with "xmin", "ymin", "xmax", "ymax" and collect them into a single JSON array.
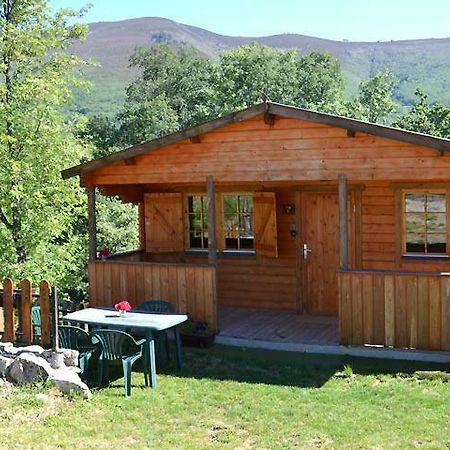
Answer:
[
  {"xmin": 223, "ymin": 194, "xmax": 254, "ymax": 250},
  {"xmin": 186, "ymin": 195, "xmax": 208, "ymax": 249},
  {"xmin": 403, "ymin": 191, "xmax": 447, "ymax": 255}
]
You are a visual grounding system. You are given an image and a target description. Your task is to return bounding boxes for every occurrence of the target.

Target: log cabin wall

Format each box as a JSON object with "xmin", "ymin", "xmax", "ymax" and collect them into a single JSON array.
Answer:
[
  {"xmin": 141, "ymin": 191, "xmax": 298, "ymax": 311},
  {"xmin": 82, "ymin": 112, "xmax": 450, "ymax": 317},
  {"xmin": 82, "ymin": 115, "xmax": 450, "ymax": 187},
  {"xmin": 217, "ymin": 191, "xmax": 297, "ymax": 310},
  {"xmin": 361, "ymin": 181, "xmax": 450, "ymax": 273}
]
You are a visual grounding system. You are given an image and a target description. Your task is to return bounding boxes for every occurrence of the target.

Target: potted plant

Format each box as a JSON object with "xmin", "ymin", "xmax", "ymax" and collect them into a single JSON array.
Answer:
[{"xmin": 180, "ymin": 318, "xmax": 215, "ymax": 348}]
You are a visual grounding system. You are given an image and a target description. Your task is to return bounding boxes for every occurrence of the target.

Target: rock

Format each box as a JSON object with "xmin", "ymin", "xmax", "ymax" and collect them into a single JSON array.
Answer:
[
  {"xmin": 49, "ymin": 369, "xmax": 91, "ymax": 399},
  {"xmin": 42, "ymin": 350, "xmax": 66, "ymax": 370},
  {"xmin": 7, "ymin": 353, "xmax": 53, "ymax": 384},
  {"xmin": 0, "ymin": 342, "xmax": 14, "ymax": 352},
  {"xmin": 60, "ymin": 349, "xmax": 79, "ymax": 368},
  {"xmin": 0, "ymin": 355, "xmax": 14, "ymax": 378},
  {"xmin": 8, "ymin": 345, "xmax": 45, "ymax": 357}
]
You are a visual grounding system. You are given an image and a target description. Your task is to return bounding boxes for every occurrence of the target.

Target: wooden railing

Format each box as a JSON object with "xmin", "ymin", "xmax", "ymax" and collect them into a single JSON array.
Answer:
[
  {"xmin": 339, "ymin": 270, "xmax": 450, "ymax": 351},
  {"xmin": 1, "ymin": 278, "xmax": 52, "ymax": 345},
  {"xmin": 88, "ymin": 260, "xmax": 218, "ymax": 330}
]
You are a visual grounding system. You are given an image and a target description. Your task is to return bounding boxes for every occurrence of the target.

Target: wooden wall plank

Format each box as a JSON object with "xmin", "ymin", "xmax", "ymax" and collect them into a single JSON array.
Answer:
[
  {"xmin": 88, "ymin": 261, "xmax": 217, "ymax": 330},
  {"xmin": 441, "ymin": 276, "xmax": 450, "ymax": 350},
  {"xmin": 384, "ymin": 275, "xmax": 395, "ymax": 347},
  {"xmin": 429, "ymin": 276, "xmax": 441, "ymax": 349},
  {"xmin": 362, "ymin": 273, "xmax": 374, "ymax": 343},
  {"xmin": 417, "ymin": 277, "xmax": 430, "ymax": 349},
  {"xmin": 20, "ymin": 279, "xmax": 32, "ymax": 344},
  {"xmin": 351, "ymin": 273, "xmax": 363, "ymax": 343},
  {"xmin": 39, "ymin": 280, "xmax": 51, "ymax": 347}
]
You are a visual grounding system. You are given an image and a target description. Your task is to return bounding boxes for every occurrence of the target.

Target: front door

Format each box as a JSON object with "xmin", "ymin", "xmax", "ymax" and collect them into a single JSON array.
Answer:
[{"xmin": 301, "ymin": 192, "xmax": 350, "ymax": 315}]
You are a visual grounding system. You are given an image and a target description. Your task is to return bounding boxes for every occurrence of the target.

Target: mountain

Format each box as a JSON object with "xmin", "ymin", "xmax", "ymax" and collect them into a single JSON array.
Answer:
[{"xmin": 68, "ymin": 17, "xmax": 450, "ymax": 115}]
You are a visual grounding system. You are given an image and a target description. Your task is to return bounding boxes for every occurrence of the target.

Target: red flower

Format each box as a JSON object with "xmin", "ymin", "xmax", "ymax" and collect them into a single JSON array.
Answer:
[{"xmin": 114, "ymin": 300, "xmax": 132, "ymax": 312}]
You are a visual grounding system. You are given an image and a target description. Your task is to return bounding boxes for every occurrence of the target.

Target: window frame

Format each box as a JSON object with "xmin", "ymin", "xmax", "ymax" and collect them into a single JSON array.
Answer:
[
  {"xmin": 400, "ymin": 189, "xmax": 449, "ymax": 259},
  {"xmin": 184, "ymin": 194, "xmax": 209, "ymax": 251},
  {"xmin": 221, "ymin": 192, "xmax": 255, "ymax": 253}
]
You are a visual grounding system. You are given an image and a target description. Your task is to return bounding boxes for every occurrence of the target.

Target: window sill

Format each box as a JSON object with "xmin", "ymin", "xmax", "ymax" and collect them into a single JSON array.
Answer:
[
  {"xmin": 401, "ymin": 253, "xmax": 449, "ymax": 261},
  {"xmin": 184, "ymin": 249, "xmax": 256, "ymax": 258}
]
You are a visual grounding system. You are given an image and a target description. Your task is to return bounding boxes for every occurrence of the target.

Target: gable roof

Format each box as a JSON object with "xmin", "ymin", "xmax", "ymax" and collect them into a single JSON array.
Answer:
[{"xmin": 62, "ymin": 101, "xmax": 450, "ymax": 179}]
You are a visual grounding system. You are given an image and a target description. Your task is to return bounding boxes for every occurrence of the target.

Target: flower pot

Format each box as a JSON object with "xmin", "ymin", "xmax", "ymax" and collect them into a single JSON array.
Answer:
[{"xmin": 180, "ymin": 333, "xmax": 215, "ymax": 348}]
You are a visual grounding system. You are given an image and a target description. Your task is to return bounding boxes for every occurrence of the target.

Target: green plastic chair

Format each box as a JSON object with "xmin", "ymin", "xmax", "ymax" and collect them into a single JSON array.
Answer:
[
  {"xmin": 89, "ymin": 329, "xmax": 148, "ymax": 397},
  {"xmin": 134, "ymin": 300, "xmax": 175, "ymax": 361},
  {"xmin": 31, "ymin": 305, "xmax": 41, "ymax": 342},
  {"xmin": 58, "ymin": 325, "xmax": 97, "ymax": 382}
]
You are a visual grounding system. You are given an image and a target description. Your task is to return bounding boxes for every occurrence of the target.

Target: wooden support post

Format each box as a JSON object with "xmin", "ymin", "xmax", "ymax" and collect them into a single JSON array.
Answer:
[
  {"xmin": 206, "ymin": 176, "xmax": 217, "ymax": 267},
  {"xmin": 87, "ymin": 187, "xmax": 97, "ymax": 260},
  {"xmin": 338, "ymin": 174, "xmax": 349, "ymax": 270}
]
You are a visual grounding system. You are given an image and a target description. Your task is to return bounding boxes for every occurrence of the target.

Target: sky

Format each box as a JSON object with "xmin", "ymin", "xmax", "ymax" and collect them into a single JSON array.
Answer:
[{"xmin": 50, "ymin": 0, "xmax": 450, "ymax": 42}]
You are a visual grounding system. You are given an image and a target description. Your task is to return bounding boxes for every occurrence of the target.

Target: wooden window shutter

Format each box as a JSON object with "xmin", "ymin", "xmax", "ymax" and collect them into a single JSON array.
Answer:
[
  {"xmin": 253, "ymin": 192, "xmax": 278, "ymax": 257},
  {"xmin": 144, "ymin": 193, "xmax": 184, "ymax": 252}
]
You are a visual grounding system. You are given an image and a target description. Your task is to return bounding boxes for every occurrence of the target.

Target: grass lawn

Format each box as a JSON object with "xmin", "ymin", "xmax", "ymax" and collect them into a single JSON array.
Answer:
[{"xmin": 0, "ymin": 344, "xmax": 449, "ymax": 449}]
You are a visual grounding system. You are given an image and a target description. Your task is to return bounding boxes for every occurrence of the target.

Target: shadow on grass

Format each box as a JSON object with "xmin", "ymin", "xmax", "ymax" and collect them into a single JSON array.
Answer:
[
  {"xmin": 86, "ymin": 343, "xmax": 450, "ymax": 391},
  {"xmin": 157, "ymin": 343, "xmax": 450, "ymax": 389}
]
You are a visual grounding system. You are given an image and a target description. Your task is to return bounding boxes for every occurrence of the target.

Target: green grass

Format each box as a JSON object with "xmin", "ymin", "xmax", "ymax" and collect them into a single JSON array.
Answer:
[{"xmin": 1, "ymin": 345, "xmax": 450, "ymax": 449}]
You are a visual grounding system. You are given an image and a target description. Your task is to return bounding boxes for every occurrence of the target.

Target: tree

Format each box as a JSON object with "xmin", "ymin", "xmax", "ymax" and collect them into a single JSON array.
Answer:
[
  {"xmin": 295, "ymin": 51, "xmax": 345, "ymax": 113},
  {"xmin": 347, "ymin": 70, "xmax": 398, "ymax": 124},
  {"xmin": 217, "ymin": 44, "xmax": 299, "ymax": 110},
  {"xmin": 394, "ymin": 88, "xmax": 450, "ymax": 138},
  {"xmin": 0, "ymin": 0, "xmax": 90, "ymax": 285}
]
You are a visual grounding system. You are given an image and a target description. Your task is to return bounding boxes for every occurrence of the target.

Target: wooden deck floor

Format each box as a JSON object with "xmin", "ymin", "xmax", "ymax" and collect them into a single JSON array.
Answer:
[{"xmin": 218, "ymin": 307, "xmax": 339, "ymax": 346}]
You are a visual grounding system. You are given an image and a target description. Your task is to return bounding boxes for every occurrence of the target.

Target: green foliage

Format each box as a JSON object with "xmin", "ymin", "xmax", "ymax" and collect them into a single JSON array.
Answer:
[
  {"xmin": 0, "ymin": 0, "xmax": 90, "ymax": 289},
  {"xmin": 296, "ymin": 51, "xmax": 345, "ymax": 113},
  {"xmin": 96, "ymin": 195, "xmax": 139, "ymax": 253},
  {"xmin": 88, "ymin": 44, "xmax": 352, "ymax": 151},
  {"xmin": 394, "ymin": 89, "xmax": 450, "ymax": 138},
  {"xmin": 347, "ymin": 70, "xmax": 398, "ymax": 123},
  {"xmin": 217, "ymin": 44, "xmax": 299, "ymax": 109}
]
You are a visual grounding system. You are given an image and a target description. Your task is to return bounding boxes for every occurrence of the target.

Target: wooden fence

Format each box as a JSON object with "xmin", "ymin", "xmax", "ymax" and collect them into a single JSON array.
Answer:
[
  {"xmin": 1, "ymin": 278, "xmax": 51, "ymax": 346},
  {"xmin": 339, "ymin": 270, "xmax": 450, "ymax": 351},
  {"xmin": 88, "ymin": 260, "xmax": 218, "ymax": 330}
]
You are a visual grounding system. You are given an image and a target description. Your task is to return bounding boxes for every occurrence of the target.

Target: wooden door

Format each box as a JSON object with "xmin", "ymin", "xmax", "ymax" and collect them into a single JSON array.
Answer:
[{"xmin": 301, "ymin": 192, "xmax": 344, "ymax": 315}]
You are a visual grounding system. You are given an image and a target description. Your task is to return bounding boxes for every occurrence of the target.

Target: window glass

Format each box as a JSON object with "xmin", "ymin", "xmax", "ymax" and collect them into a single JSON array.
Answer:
[
  {"xmin": 223, "ymin": 194, "xmax": 254, "ymax": 250},
  {"xmin": 404, "ymin": 192, "xmax": 447, "ymax": 254},
  {"xmin": 186, "ymin": 195, "xmax": 208, "ymax": 249}
]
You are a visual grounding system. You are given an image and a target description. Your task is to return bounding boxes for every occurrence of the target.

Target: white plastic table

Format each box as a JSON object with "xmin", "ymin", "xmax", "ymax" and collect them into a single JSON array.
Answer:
[{"xmin": 63, "ymin": 307, "xmax": 188, "ymax": 388}]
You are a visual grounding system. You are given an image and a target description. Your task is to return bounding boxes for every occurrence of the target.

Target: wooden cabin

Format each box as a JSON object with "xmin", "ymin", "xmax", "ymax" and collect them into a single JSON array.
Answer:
[{"xmin": 63, "ymin": 102, "xmax": 450, "ymax": 352}]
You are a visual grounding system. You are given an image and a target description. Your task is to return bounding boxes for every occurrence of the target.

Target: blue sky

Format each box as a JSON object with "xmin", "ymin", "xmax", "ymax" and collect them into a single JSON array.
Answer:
[{"xmin": 50, "ymin": 0, "xmax": 450, "ymax": 42}]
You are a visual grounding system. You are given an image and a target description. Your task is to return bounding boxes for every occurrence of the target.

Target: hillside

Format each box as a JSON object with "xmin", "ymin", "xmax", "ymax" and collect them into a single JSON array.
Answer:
[{"xmin": 68, "ymin": 17, "xmax": 450, "ymax": 115}]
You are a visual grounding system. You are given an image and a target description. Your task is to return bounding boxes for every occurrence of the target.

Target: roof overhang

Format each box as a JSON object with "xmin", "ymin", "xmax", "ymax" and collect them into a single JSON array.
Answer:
[{"xmin": 62, "ymin": 101, "xmax": 450, "ymax": 179}]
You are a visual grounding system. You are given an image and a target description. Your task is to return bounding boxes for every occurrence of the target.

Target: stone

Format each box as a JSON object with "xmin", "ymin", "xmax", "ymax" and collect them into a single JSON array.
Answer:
[
  {"xmin": 61, "ymin": 349, "xmax": 79, "ymax": 368},
  {"xmin": 7, "ymin": 345, "xmax": 45, "ymax": 357},
  {"xmin": 0, "ymin": 355, "xmax": 14, "ymax": 378},
  {"xmin": 0, "ymin": 342, "xmax": 14, "ymax": 351},
  {"xmin": 42, "ymin": 350, "xmax": 67, "ymax": 370},
  {"xmin": 49, "ymin": 369, "xmax": 91, "ymax": 399},
  {"xmin": 7, "ymin": 353, "xmax": 53, "ymax": 384}
]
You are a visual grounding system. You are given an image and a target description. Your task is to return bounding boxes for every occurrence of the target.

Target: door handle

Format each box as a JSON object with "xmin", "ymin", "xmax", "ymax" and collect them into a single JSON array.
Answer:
[{"xmin": 303, "ymin": 243, "xmax": 312, "ymax": 260}]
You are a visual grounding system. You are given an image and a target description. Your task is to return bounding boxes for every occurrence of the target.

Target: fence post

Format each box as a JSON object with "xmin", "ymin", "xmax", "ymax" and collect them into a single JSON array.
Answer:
[
  {"xmin": 20, "ymin": 278, "xmax": 32, "ymax": 344},
  {"xmin": 39, "ymin": 280, "xmax": 51, "ymax": 347},
  {"xmin": 3, "ymin": 278, "xmax": 14, "ymax": 342},
  {"xmin": 52, "ymin": 286, "xmax": 59, "ymax": 352}
]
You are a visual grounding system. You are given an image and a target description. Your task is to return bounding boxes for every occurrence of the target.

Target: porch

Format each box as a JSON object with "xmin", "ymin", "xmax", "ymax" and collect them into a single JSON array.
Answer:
[{"xmin": 218, "ymin": 306, "xmax": 338, "ymax": 345}]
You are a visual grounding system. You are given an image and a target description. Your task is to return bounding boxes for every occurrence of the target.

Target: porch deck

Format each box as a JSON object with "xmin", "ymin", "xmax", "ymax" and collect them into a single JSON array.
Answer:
[{"xmin": 218, "ymin": 307, "xmax": 339, "ymax": 346}]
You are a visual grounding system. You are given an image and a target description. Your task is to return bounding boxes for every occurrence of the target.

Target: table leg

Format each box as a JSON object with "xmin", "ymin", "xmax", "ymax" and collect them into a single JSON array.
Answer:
[
  {"xmin": 175, "ymin": 326, "xmax": 183, "ymax": 369},
  {"xmin": 146, "ymin": 331, "xmax": 157, "ymax": 388}
]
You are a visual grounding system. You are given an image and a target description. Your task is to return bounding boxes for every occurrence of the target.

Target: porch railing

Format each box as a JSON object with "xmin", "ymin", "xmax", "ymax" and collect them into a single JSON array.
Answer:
[
  {"xmin": 339, "ymin": 270, "xmax": 450, "ymax": 351},
  {"xmin": 88, "ymin": 260, "xmax": 217, "ymax": 330}
]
